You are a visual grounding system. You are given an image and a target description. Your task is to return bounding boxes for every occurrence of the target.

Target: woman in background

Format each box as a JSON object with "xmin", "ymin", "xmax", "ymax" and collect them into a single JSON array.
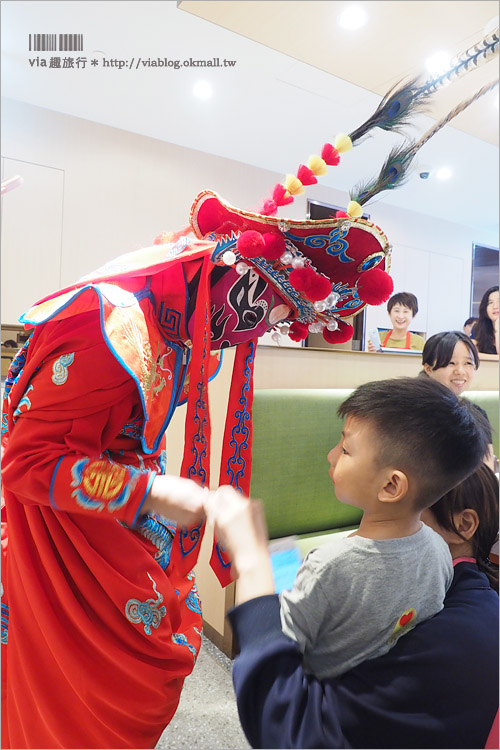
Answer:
[
  {"xmin": 472, "ymin": 285, "xmax": 499, "ymax": 355},
  {"xmin": 421, "ymin": 463, "xmax": 499, "ymax": 593},
  {"xmin": 421, "ymin": 330, "xmax": 479, "ymax": 397},
  {"xmin": 421, "ymin": 330, "xmax": 496, "ymax": 470},
  {"xmin": 367, "ymin": 291, "xmax": 425, "ymax": 351}
]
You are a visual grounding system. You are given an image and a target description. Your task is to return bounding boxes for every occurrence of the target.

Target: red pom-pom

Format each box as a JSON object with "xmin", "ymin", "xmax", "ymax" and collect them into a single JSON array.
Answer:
[
  {"xmin": 260, "ymin": 198, "xmax": 277, "ymax": 217},
  {"xmin": 289, "ymin": 266, "xmax": 316, "ymax": 293},
  {"xmin": 237, "ymin": 230, "xmax": 265, "ymax": 258},
  {"xmin": 323, "ymin": 320, "xmax": 354, "ymax": 344},
  {"xmin": 272, "ymin": 183, "xmax": 294, "ymax": 207},
  {"xmin": 290, "ymin": 267, "xmax": 332, "ymax": 302},
  {"xmin": 296, "ymin": 164, "xmax": 317, "ymax": 186},
  {"xmin": 357, "ymin": 268, "xmax": 393, "ymax": 305},
  {"xmin": 261, "ymin": 232, "xmax": 286, "ymax": 261},
  {"xmin": 321, "ymin": 143, "xmax": 340, "ymax": 166},
  {"xmin": 288, "ymin": 321, "xmax": 309, "ymax": 342},
  {"xmin": 304, "ymin": 274, "xmax": 332, "ymax": 302},
  {"xmin": 335, "ymin": 210, "xmax": 349, "ymax": 218}
]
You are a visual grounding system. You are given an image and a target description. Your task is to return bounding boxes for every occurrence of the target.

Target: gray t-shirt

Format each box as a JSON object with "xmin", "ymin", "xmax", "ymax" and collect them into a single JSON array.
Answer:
[{"xmin": 280, "ymin": 523, "xmax": 453, "ymax": 679}]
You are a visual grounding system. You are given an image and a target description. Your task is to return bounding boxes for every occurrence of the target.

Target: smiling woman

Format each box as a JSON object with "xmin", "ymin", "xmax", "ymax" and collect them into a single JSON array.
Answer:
[
  {"xmin": 368, "ymin": 292, "xmax": 426, "ymax": 351},
  {"xmin": 422, "ymin": 330, "xmax": 479, "ymax": 396},
  {"xmin": 420, "ymin": 330, "xmax": 496, "ymax": 469}
]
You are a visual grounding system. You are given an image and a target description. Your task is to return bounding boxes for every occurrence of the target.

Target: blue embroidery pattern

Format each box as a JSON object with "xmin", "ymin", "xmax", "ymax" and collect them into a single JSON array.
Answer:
[
  {"xmin": 1, "ymin": 413, "xmax": 8, "ymax": 436},
  {"xmin": 186, "ymin": 317, "xmax": 209, "ymax": 486},
  {"xmin": 70, "ymin": 457, "xmax": 141, "ymax": 512},
  {"xmin": 185, "ymin": 583, "xmax": 202, "ymax": 615},
  {"xmin": 3, "ymin": 336, "xmax": 32, "ymax": 403},
  {"xmin": 1, "ymin": 602, "xmax": 8, "ymax": 644},
  {"xmin": 135, "ymin": 514, "xmax": 175, "ymax": 570},
  {"xmin": 225, "ymin": 342, "xmax": 255, "ymax": 491},
  {"xmin": 179, "ymin": 525, "xmax": 203, "ymax": 557},
  {"xmin": 287, "ymin": 227, "xmax": 353, "ymax": 263},
  {"xmin": 13, "ymin": 384, "xmax": 34, "ymax": 419},
  {"xmin": 120, "ymin": 413, "xmax": 143, "ymax": 439},
  {"xmin": 171, "ymin": 632, "xmax": 198, "ymax": 662},
  {"xmin": 330, "ymin": 281, "xmax": 362, "ymax": 313},
  {"xmin": 51, "ymin": 353, "xmax": 75, "ymax": 385},
  {"xmin": 157, "ymin": 449, "xmax": 167, "ymax": 474},
  {"xmin": 125, "ymin": 573, "xmax": 167, "ymax": 635}
]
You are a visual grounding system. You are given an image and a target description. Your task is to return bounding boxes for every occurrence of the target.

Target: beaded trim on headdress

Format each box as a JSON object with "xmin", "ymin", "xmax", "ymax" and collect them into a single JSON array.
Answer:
[{"xmin": 189, "ymin": 27, "xmax": 498, "ymax": 346}]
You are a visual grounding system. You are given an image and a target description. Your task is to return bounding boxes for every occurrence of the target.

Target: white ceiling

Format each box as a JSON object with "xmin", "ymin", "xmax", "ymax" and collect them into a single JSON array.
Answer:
[{"xmin": 1, "ymin": 0, "xmax": 499, "ymax": 243}]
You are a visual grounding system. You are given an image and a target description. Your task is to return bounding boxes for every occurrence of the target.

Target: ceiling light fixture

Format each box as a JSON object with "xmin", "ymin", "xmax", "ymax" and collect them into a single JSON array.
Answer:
[
  {"xmin": 425, "ymin": 51, "xmax": 452, "ymax": 76},
  {"xmin": 193, "ymin": 81, "xmax": 213, "ymax": 100},
  {"xmin": 436, "ymin": 167, "xmax": 452, "ymax": 181},
  {"xmin": 338, "ymin": 4, "xmax": 368, "ymax": 31}
]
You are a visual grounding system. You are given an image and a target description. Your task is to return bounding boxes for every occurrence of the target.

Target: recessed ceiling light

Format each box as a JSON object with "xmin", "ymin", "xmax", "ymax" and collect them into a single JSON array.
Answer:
[
  {"xmin": 425, "ymin": 51, "xmax": 452, "ymax": 76},
  {"xmin": 436, "ymin": 167, "xmax": 452, "ymax": 181},
  {"xmin": 193, "ymin": 81, "xmax": 213, "ymax": 100},
  {"xmin": 338, "ymin": 4, "xmax": 368, "ymax": 31}
]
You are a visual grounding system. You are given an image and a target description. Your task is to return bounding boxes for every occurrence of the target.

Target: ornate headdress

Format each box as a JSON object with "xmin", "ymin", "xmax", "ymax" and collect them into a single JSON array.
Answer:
[
  {"xmin": 183, "ymin": 27, "xmax": 499, "ymax": 348},
  {"xmin": 154, "ymin": 28, "xmax": 500, "ymax": 585},
  {"xmin": 17, "ymin": 28, "xmax": 498, "ymax": 586}
]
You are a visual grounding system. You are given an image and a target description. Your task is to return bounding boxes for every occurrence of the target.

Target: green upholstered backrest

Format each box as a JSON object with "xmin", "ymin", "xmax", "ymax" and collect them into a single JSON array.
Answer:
[
  {"xmin": 463, "ymin": 391, "xmax": 499, "ymax": 457},
  {"xmin": 249, "ymin": 388, "xmax": 499, "ymax": 541},
  {"xmin": 250, "ymin": 389, "xmax": 362, "ymax": 539}
]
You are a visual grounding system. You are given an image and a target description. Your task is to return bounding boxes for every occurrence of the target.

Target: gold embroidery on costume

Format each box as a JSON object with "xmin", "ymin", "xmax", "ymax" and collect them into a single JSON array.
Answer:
[{"xmin": 122, "ymin": 319, "xmax": 155, "ymax": 392}]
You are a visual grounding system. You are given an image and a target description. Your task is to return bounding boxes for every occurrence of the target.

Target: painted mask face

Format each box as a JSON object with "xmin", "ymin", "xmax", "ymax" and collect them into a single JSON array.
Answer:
[{"xmin": 208, "ymin": 266, "xmax": 292, "ymax": 348}]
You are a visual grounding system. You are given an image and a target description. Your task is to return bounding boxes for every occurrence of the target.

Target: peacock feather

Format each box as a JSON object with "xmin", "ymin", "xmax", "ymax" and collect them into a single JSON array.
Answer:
[
  {"xmin": 348, "ymin": 28, "xmax": 498, "ymax": 146},
  {"xmin": 348, "ymin": 76, "xmax": 432, "ymax": 144},
  {"xmin": 350, "ymin": 141, "xmax": 418, "ymax": 206},
  {"xmin": 350, "ymin": 78, "xmax": 498, "ymax": 207}
]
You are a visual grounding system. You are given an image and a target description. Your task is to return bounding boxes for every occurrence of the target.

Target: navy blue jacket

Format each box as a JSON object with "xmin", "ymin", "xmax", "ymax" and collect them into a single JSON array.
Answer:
[{"xmin": 229, "ymin": 562, "xmax": 499, "ymax": 749}]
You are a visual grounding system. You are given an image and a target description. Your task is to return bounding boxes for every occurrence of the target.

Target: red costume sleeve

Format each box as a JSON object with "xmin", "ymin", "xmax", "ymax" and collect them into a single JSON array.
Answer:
[{"xmin": 2, "ymin": 316, "xmax": 155, "ymax": 528}]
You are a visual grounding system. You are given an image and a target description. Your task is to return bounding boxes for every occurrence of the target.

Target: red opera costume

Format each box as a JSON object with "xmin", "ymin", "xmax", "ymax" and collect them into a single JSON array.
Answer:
[
  {"xmin": 1, "ymin": 242, "xmax": 213, "ymax": 749},
  {"xmin": 0, "ymin": 197, "xmax": 392, "ymax": 747},
  {"xmin": 2, "ymin": 32, "xmax": 497, "ymax": 747}
]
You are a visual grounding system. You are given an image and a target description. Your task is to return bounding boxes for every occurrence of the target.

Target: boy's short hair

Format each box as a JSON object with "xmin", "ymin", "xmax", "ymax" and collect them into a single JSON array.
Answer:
[
  {"xmin": 464, "ymin": 316, "xmax": 478, "ymax": 327},
  {"xmin": 387, "ymin": 292, "xmax": 418, "ymax": 316},
  {"xmin": 338, "ymin": 377, "xmax": 490, "ymax": 510}
]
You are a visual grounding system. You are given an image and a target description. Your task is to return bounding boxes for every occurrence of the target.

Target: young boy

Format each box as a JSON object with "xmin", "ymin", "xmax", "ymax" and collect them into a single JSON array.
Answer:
[
  {"xmin": 206, "ymin": 377, "xmax": 490, "ymax": 680},
  {"xmin": 369, "ymin": 291, "xmax": 425, "ymax": 351}
]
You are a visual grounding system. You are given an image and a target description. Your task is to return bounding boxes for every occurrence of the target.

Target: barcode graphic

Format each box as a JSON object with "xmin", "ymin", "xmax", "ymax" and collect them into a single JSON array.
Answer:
[{"xmin": 29, "ymin": 34, "xmax": 84, "ymax": 52}]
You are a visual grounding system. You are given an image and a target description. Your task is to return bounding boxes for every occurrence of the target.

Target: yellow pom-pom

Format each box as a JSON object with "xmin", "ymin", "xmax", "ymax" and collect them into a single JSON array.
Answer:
[
  {"xmin": 284, "ymin": 174, "xmax": 305, "ymax": 196},
  {"xmin": 346, "ymin": 200, "xmax": 363, "ymax": 218},
  {"xmin": 307, "ymin": 155, "xmax": 328, "ymax": 176},
  {"xmin": 334, "ymin": 133, "xmax": 353, "ymax": 154}
]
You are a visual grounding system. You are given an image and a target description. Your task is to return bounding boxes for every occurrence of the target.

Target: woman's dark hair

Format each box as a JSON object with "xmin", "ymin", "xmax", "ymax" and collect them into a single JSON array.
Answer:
[
  {"xmin": 387, "ymin": 292, "xmax": 418, "ymax": 316},
  {"xmin": 422, "ymin": 330, "xmax": 479, "ymax": 371},
  {"xmin": 473, "ymin": 285, "xmax": 499, "ymax": 355},
  {"xmin": 428, "ymin": 464, "xmax": 499, "ymax": 592}
]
